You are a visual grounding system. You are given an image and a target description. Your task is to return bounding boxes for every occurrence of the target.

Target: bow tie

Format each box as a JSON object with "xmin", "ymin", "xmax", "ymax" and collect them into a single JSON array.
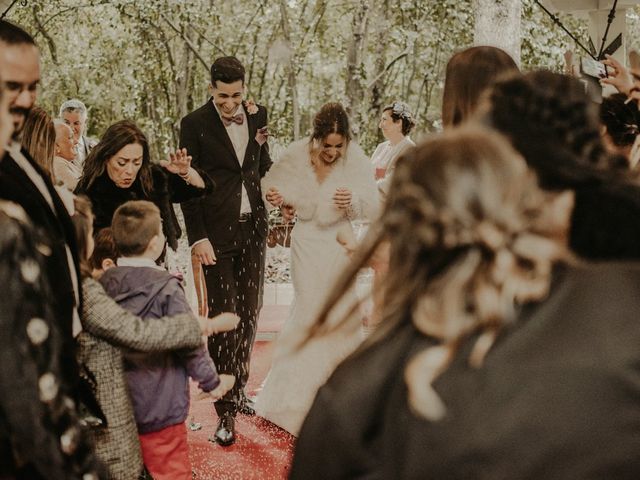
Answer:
[{"xmin": 221, "ymin": 113, "xmax": 244, "ymax": 127}]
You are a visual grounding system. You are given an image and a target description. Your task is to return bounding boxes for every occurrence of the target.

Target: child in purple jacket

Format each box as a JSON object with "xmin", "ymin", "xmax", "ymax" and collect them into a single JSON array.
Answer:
[{"xmin": 100, "ymin": 200, "xmax": 234, "ymax": 480}]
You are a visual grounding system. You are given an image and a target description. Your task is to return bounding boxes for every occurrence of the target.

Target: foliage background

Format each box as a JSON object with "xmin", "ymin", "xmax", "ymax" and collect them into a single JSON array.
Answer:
[{"xmin": 4, "ymin": 0, "xmax": 601, "ymax": 158}]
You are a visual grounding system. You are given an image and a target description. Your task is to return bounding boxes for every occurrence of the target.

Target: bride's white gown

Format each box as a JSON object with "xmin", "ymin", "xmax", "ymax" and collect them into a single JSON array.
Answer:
[
  {"xmin": 256, "ymin": 138, "xmax": 379, "ymax": 435},
  {"xmin": 256, "ymin": 216, "xmax": 363, "ymax": 435}
]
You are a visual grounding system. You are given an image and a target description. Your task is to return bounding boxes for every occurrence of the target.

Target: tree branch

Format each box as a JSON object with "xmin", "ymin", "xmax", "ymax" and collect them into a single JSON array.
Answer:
[
  {"xmin": 159, "ymin": 12, "xmax": 210, "ymax": 70},
  {"xmin": 366, "ymin": 49, "xmax": 409, "ymax": 90}
]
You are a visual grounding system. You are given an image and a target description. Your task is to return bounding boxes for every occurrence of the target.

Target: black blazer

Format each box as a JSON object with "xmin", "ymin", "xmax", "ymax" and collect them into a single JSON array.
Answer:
[
  {"xmin": 0, "ymin": 150, "xmax": 109, "ymax": 419},
  {"xmin": 292, "ymin": 263, "xmax": 640, "ymax": 479},
  {"xmin": 0, "ymin": 149, "xmax": 79, "ymax": 340},
  {"xmin": 179, "ymin": 100, "xmax": 272, "ymax": 248}
]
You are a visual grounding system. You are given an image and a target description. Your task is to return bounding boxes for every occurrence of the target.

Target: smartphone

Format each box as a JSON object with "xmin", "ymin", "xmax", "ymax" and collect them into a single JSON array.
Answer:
[{"xmin": 581, "ymin": 57, "xmax": 607, "ymax": 78}]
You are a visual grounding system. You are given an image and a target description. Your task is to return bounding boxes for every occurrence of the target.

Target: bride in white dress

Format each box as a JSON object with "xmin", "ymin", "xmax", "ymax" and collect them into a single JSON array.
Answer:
[{"xmin": 256, "ymin": 103, "xmax": 379, "ymax": 435}]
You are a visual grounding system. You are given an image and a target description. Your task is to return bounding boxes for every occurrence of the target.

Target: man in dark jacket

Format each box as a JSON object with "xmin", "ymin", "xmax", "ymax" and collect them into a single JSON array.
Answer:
[
  {"xmin": 0, "ymin": 20, "xmax": 104, "ymax": 479},
  {"xmin": 180, "ymin": 56, "xmax": 272, "ymax": 446}
]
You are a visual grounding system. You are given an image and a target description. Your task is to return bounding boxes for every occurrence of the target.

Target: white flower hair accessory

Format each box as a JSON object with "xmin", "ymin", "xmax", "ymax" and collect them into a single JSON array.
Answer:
[{"xmin": 391, "ymin": 101, "xmax": 414, "ymax": 122}]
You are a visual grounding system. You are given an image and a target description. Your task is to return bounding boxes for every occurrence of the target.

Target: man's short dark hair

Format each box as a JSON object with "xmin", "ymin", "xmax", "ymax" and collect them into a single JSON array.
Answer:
[
  {"xmin": 0, "ymin": 20, "xmax": 36, "ymax": 46},
  {"xmin": 210, "ymin": 56, "xmax": 245, "ymax": 87}
]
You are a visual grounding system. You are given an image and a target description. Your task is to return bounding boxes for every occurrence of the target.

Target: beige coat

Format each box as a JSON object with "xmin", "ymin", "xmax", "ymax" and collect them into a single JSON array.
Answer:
[{"xmin": 78, "ymin": 278, "xmax": 203, "ymax": 479}]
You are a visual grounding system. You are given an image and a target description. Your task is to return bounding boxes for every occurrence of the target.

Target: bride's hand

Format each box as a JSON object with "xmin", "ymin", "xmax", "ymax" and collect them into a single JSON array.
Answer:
[
  {"xmin": 333, "ymin": 188, "xmax": 352, "ymax": 209},
  {"xmin": 281, "ymin": 205, "xmax": 296, "ymax": 223},
  {"xmin": 266, "ymin": 187, "xmax": 284, "ymax": 207}
]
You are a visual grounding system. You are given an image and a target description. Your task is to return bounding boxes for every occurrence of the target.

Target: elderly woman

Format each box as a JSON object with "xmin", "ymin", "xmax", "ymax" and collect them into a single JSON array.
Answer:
[
  {"xmin": 371, "ymin": 101, "xmax": 416, "ymax": 199},
  {"xmin": 257, "ymin": 102, "xmax": 379, "ymax": 435},
  {"xmin": 291, "ymin": 126, "xmax": 640, "ymax": 478},
  {"xmin": 52, "ymin": 119, "xmax": 80, "ymax": 190},
  {"xmin": 75, "ymin": 120, "xmax": 213, "ymax": 250}
]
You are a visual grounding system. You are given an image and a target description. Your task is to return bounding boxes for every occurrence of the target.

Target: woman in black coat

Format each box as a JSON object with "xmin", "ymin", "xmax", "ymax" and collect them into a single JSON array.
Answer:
[
  {"xmin": 75, "ymin": 120, "xmax": 213, "ymax": 250},
  {"xmin": 290, "ymin": 128, "xmax": 640, "ymax": 479}
]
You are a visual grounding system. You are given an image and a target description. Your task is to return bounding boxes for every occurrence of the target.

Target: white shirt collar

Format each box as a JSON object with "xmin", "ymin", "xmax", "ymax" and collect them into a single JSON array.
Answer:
[{"xmin": 117, "ymin": 256, "xmax": 163, "ymax": 270}]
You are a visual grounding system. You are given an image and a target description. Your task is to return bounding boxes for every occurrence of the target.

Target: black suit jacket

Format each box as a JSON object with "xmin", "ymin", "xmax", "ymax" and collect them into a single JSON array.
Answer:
[
  {"xmin": 0, "ymin": 149, "xmax": 104, "ymax": 422},
  {"xmin": 0, "ymin": 149, "xmax": 79, "ymax": 338},
  {"xmin": 179, "ymin": 100, "xmax": 272, "ymax": 248}
]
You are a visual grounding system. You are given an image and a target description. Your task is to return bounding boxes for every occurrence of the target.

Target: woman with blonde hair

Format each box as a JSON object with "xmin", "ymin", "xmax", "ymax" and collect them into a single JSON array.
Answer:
[
  {"xmin": 21, "ymin": 106, "xmax": 56, "ymax": 179},
  {"xmin": 291, "ymin": 127, "xmax": 640, "ymax": 477}
]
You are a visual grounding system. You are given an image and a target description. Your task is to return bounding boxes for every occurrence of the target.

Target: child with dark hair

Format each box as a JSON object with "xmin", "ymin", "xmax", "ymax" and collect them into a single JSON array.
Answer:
[
  {"xmin": 100, "ymin": 200, "xmax": 236, "ymax": 479},
  {"xmin": 89, "ymin": 227, "xmax": 118, "ymax": 278}
]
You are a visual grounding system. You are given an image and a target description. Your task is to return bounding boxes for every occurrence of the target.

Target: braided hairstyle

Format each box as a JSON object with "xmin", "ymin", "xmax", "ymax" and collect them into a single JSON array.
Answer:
[
  {"xmin": 487, "ymin": 70, "xmax": 628, "ymax": 189},
  {"xmin": 309, "ymin": 126, "xmax": 571, "ymax": 420}
]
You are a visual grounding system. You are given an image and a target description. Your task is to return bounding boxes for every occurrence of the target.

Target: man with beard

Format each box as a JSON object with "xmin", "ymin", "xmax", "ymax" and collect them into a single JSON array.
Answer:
[{"xmin": 0, "ymin": 19, "xmax": 104, "ymax": 479}]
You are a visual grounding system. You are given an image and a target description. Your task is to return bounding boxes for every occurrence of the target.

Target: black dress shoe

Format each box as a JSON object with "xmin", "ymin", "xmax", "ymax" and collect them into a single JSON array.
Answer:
[
  {"xmin": 238, "ymin": 396, "xmax": 256, "ymax": 416},
  {"xmin": 214, "ymin": 412, "xmax": 236, "ymax": 446}
]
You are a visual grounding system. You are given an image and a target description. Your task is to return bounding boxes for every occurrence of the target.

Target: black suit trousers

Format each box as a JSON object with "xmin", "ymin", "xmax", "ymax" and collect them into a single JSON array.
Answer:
[{"xmin": 204, "ymin": 219, "xmax": 265, "ymax": 416}]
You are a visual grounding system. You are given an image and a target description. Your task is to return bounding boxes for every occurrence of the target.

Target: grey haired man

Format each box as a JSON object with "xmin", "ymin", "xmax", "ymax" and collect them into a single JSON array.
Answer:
[{"xmin": 59, "ymin": 98, "xmax": 96, "ymax": 169}]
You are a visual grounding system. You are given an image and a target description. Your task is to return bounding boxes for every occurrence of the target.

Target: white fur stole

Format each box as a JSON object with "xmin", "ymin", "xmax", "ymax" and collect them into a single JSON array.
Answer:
[{"xmin": 262, "ymin": 138, "xmax": 380, "ymax": 226}]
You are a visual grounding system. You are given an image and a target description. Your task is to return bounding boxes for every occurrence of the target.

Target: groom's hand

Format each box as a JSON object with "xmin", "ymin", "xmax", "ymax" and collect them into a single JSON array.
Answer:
[{"xmin": 193, "ymin": 240, "xmax": 217, "ymax": 266}]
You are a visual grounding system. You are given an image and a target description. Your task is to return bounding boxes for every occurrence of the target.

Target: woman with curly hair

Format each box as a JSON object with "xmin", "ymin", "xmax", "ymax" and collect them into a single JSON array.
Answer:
[
  {"xmin": 290, "ymin": 127, "xmax": 640, "ymax": 478},
  {"xmin": 257, "ymin": 102, "xmax": 379, "ymax": 435},
  {"xmin": 485, "ymin": 70, "xmax": 640, "ymax": 260}
]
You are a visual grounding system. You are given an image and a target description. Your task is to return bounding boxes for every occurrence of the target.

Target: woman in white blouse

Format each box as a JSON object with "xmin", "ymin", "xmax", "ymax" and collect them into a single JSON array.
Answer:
[
  {"xmin": 364, "ymin": 102, "xmax": 416, "ymax": 331},
  {"xmin": 371, "ymin": 101, "xmax": 416, "ymax": 199}
]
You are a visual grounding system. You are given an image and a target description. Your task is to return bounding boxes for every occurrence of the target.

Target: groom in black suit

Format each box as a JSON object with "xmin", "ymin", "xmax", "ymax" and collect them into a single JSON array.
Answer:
[{"xmin": 180, "ymin": 56, "xmax": 272, "ymax": 446}]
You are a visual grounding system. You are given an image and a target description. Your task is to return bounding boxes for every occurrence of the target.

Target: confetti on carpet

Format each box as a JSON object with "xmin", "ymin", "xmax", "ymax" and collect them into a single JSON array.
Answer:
[{"xmin": 188, "ymin": 341, "xmax": 295, "ymax": 480}]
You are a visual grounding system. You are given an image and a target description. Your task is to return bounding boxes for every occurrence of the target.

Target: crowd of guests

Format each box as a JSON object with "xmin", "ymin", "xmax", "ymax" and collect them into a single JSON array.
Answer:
[
  {"xmin": 2, "ymin": 12, "xmax": 640, "ymax": 480},
  {"xmin": 0, "ymin": 20, "xmax": 237, "ymax": 480}
]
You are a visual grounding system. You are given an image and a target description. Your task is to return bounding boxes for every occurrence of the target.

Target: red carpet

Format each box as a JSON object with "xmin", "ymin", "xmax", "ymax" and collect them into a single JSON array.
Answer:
[{"xmin": 187, "ymin": 341, "xmax": 296, "ymax": 480}]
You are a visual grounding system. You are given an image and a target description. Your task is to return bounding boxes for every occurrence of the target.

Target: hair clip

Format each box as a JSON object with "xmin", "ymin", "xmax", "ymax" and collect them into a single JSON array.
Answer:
[{"xmin": 392, "ymin": 102, "xmax": 414, "ymax": 121}]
